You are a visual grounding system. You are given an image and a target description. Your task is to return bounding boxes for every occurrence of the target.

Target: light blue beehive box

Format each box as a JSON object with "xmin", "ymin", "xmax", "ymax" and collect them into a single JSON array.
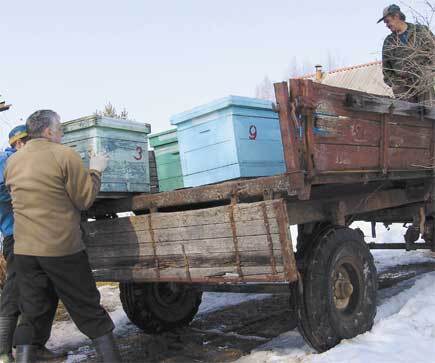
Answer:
[
  {"xmin": 170, "ymin": 96, "xmax": 285, "ymax": 187},
  {"xmin": 61, "ymin": 115, "xmax": 151, "ymax": 194}
]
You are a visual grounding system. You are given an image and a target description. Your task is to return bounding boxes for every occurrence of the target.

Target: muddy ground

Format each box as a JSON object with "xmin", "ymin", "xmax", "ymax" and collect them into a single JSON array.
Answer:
[{"xmin": 51, "ymin": 261, "xmax": 435, "ymax": 363}]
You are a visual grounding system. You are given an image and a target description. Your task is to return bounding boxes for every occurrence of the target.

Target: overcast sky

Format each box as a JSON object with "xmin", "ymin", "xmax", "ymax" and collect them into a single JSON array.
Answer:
[{"xmin": 0, "ymin": 0, "xmax": 431, "ymax": 147}]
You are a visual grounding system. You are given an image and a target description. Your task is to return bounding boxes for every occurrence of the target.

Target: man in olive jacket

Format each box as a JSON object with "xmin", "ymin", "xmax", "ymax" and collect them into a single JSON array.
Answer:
[
  {"xmin": 5, "ymin": 110, "xmax": 121, "ymax": 362},
  {"xmin": 379, "ymin": 4, "xmax": 435, "ymax": 105}
]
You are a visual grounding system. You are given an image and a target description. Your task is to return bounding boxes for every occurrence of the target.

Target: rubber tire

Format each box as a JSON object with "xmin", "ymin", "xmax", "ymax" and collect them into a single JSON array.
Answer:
[
  {"xmin": 295, "ymin": 227, "xmax": 377, "ymax": 352},
  {"xmin": 119, "ymin": 282, "xmax": 202, "ymax": 334}
]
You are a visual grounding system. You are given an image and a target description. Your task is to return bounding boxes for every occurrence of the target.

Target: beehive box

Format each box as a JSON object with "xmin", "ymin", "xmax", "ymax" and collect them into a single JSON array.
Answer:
[
  {"xmin": 62, "ymin": 115, "xmax": 151, "ymax": 194},
  {"xmin": 149, "ymin": 129, "xmax": 184, "ymax": 192},
  {"xmin": 170, "ymin": 96, "xmax": 285, "ymax": 187}
]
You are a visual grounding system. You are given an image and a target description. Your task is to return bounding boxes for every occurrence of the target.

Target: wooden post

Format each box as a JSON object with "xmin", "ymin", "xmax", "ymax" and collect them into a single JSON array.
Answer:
[
  {"xmin": 274, "ymin": 81, "xmax": 310, "ymax": 200},
  {"xmin": 273, "ymin": 81, "xmax": 301, "ymax": 173}
]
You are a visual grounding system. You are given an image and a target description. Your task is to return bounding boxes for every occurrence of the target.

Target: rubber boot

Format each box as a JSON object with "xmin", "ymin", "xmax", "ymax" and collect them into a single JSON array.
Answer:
[
  {"xmin": 35, "ymin": 345, "xmax": 67, "ymax": 361},
  {"xmin": 15, "ymin": 345, "xmax": 37, "ymax": 363},
  {"xmin": 0, "ymin": 316, "xmax": 17, "ymax": 363},
  {"xmin": 92, "ymin": 332, "xmax": 122, "ymax": 363}
]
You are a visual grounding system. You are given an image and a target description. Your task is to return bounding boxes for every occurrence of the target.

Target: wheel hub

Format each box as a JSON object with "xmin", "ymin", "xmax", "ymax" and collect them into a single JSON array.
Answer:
[
  {"xmin": 154, "ymin": 282, "xmax": 184, "ymax": 306},
  {"xmin": 333, "ymin": 267, "xmax": 354, "ymax": 310}
]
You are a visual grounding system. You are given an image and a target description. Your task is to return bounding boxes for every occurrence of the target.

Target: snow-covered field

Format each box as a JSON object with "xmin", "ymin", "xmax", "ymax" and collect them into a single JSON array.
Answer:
[{"xmin": 46, "ymin": 222, "xmax": 435, "ymax": 362}]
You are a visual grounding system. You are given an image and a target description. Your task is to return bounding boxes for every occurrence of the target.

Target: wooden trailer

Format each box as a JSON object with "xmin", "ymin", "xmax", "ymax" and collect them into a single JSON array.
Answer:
[{"xmin": 84, "ymin": 79, "xmax": 435, "ymax": 352}]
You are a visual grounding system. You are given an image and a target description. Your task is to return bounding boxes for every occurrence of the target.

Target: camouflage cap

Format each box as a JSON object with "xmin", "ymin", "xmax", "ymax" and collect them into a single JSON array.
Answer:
[{"xmin": 377, "ymin": 4, "xmax": 401, "ymax": 23}]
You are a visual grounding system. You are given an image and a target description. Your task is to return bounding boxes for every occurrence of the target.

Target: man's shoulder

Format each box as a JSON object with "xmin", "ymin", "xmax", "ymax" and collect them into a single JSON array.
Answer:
[
  {"xmin": 411, "ymin": 22, "xmax": 427, "ymax": 31},
  {"xmin": 49, "ymin": 142, "xmax": 75, "ymax": 154},
  {"xmin": 383, "ymin": 32, "xmax": 396, "ymax": 46},
  {"xmin": 49, "ymin": 143, "xmax": 82, "ymax": 164}
]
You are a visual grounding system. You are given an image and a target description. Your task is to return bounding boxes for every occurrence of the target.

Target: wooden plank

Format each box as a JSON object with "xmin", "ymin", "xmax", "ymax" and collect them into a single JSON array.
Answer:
[
  {"xmin": 143, "ymin": 175, "xmax": 295, "ymax": 209},
  {"xmin": 86, "ymin": 235, "xmax": 283, "ymax": 255},
  {"xmin": 389, "ymin": 124, "xmax": 432, "ymax": 149},
  {"xmin": 388, "ymin": 148, "xmax": 431, "ymax": 169},
  {"xmin": 274, "ymin": 81, "xmax": 301, "ymax": 172},
  {"xmin": 88, "ymin": 251, "xmax": 285, "ymax": 269},
  {"xmin": 92, "ymin": 266, "xmax": 287, "ymax": 283},
  {"xmin": 273, "ymin": 201, "xmax": 298, "ymax": 282},
  {"xmin": 293, "ymin": 79, "xmax": 435, "ymax": 122},
  {"xmin": 301, "ymin": 79, "xmax": 435, "ymax": 121},
  {"xmin": 85, "ymin": 201, "xmax": 279, "ymax": 234},
  {"xmin": 380, "ymin": 113, "xmax": 389, "ymax": 173},
  {"xmin": 86, "ymin": 220, "xmax": 280, "ymax": 245},
  {"xmin": 314, "ymin": 144, "xmax": 380, "ymax": 171},
  {"xmin": 343, "ymin": 91, "xmax": 435, "ymax": 121},
  {"xmin": 314, "ymin": 117, "xmax": 380, "ymax": 147}
]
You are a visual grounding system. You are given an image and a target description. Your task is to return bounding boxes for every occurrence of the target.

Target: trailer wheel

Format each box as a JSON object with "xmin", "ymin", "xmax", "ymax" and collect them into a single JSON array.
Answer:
[
  {"xmin": 119, "ymin": 282, "xmax": 202, "ymax": 333},
  {"xmin": 295, "ymin": 227, "xmax": 377, "ymax": 352}
]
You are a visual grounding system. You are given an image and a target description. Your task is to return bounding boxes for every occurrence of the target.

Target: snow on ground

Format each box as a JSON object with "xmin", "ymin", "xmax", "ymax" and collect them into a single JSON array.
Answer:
[
  {"xmin": 46, "ymin": 222, "xmax": 435, "ymax": 361},
  {"xmin": 237, "ymin": 272, "xmax": 435, "ymax": 363}
]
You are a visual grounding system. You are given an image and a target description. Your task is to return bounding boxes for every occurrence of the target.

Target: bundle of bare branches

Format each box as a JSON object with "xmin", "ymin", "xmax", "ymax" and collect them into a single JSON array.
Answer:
[{"xmin": 383, "ymin": 2, "xmax": 435, "ymax": 105}]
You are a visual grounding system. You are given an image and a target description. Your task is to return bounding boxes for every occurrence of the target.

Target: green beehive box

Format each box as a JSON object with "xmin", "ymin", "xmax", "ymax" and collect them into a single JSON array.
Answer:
[
  {"xmin": 149, "ymin": 129, "xmax": 184, "ymax": 192},
  {"xmin": 61, "ymin": 115, "xmax": 151, "ymax": 194}
]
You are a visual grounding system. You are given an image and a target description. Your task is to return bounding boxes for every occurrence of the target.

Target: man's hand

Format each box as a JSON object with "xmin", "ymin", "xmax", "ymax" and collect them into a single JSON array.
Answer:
[{"xmin": 89, "ymin": 153, "xmax": 109, "ymax": 173}]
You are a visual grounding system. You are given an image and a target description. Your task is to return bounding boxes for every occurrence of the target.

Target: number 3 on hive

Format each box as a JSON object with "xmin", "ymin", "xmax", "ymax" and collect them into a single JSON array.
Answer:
[
  {"xmin": 134, "ymin": 146, "xmax": 143, "ymax": 160},
  {"xmin": 249, "ymin": 125, "xmax": 257, "ymax": 140}
]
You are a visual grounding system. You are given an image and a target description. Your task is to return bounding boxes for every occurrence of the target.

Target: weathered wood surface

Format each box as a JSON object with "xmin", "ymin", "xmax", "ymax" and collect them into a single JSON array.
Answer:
[
  {"xmin": 148, "ymin": 150, "xmax": 159, "ymax": 194},
  {"xmin": 86, "ymin": 199, "xmax": 297, "ymax": 284},
  {"xmin": 90, "ymin": 173, "xmax": 298, "ymax": 215},
  {"xmin": 289, "ymin": 79, "xmax": 434, "ymax": 175}
]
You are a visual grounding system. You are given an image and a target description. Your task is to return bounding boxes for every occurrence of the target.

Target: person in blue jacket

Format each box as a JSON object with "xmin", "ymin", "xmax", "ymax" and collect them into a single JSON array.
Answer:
[{"xmin": 0, "ymin": 125, "xmax": 61, "ymax": 362}]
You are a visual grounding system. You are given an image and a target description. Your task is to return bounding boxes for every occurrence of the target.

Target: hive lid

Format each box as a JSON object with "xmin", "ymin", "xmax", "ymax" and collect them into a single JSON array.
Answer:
[
  {"xmin": 62, "ymin": 115, "xmax": 151, "ymax": 134},
  {"xmin": 170, "ymin": 96, "xmax": 274, "ymax": 125},
  {"xmin": 149, "ymin": 128, "xmax": 178, "ymax": 148}
]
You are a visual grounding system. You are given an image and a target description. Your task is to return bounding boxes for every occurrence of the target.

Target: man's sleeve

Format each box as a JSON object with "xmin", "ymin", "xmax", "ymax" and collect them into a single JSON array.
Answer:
[
  {"xmin": 60, "ymin": 148, "xmax": 102, "ymax": 211},
  {"xmin": 0, "ymin": 156, "xmax": 11, "ymax": 203}
]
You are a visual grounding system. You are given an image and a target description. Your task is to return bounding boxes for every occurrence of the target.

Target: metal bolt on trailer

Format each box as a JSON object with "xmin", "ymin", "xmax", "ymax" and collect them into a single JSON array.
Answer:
[{"xmin": 85, "ymin": 79, "xmax": 435, "ymax": 352}]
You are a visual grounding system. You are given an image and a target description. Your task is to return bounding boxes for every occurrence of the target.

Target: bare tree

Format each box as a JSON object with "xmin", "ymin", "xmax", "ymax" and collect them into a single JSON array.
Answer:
[
  {"xmin": 94, "ymin": 102, "xmax": 129, "ymax": 119},
  {"xmin": 255, "ymin": 76, "xmax": 274, "ymax": 101},
  {"xmin": 286, "ymin": 56, "xmax": 300, "ymax": 78},
  {"xmin": 326, "ymin": 51, "xmax": 345, "ymax": 72},
  {"xmin": 301, "ymin": 59, "xmax": 314, "ymax": 76}
]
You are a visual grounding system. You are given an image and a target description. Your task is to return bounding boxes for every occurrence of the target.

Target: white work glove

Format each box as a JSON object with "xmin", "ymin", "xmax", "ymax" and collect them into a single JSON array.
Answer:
[{"xmin": 89, "ymin": 153, "xmax": 109, "ymax": 173}]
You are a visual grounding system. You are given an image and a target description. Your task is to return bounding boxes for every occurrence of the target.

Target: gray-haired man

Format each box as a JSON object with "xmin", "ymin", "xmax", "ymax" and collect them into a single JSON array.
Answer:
[{"xmin": 5, "ymin": 110, "xmax": 121, "ymax": 362}]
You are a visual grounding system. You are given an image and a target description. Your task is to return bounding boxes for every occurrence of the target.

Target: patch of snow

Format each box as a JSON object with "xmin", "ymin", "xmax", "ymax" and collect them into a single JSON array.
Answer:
[{"xmin": 238, "ymin": 272, "xmax": 435, "ymax": 363}]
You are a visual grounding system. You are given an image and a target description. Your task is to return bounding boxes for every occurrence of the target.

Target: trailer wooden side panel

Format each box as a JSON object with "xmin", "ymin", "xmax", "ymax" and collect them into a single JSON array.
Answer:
[
  {"xmin": 84, "ymin": 199, "xmax": 297, "ymax": 284},
  {"xmin": 284, "ymin": 79, "xmax": 434, "ymax": 175}
]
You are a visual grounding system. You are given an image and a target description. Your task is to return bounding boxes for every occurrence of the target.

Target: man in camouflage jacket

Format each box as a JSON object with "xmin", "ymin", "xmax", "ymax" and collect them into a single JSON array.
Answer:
[{"xmin": 379, "ymin": 4, "xmax": 435, "ymax": 105}]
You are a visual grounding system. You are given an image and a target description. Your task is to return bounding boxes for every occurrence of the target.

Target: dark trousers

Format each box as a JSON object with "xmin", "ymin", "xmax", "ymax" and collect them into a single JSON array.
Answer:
[
  {"xmin": 0, "ymin": 236, "xmax": 58, "ymax": 346},
  {"xmin": 14, "ymin": 250, "xmax": 114, "ymax": 345}
]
